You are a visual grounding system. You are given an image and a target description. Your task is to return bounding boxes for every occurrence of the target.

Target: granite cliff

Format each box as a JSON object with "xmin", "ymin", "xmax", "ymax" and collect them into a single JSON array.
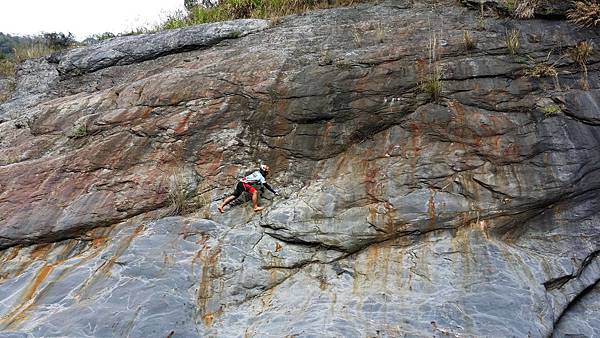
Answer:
[{"xmin": 0, "ymin": 0, "xmax": 599, "ymax": 336}]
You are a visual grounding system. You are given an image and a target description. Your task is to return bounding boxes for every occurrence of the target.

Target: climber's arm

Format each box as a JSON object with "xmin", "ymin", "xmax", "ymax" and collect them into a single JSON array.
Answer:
[{"xmin": 263, "ymin": 183, "xmax": 279, "ymax": 195}]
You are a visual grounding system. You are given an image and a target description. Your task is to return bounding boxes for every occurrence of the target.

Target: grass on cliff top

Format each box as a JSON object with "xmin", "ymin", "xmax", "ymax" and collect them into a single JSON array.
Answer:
[{"xmin": 159, "ymin": 0, "xmax": 371, "ymax": 30}]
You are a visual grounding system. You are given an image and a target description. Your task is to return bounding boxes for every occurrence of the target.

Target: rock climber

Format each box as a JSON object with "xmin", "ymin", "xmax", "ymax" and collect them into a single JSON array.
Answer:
[{"xmin": 218, "ymin": 164, "xmax": 279, "ymax": 213}]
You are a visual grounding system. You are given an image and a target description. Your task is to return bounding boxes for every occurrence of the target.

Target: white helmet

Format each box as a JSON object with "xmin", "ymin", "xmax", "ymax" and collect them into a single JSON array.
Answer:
[{"xmin": 260, "ymin": 164, "xmax": 270, "ymax": 173}]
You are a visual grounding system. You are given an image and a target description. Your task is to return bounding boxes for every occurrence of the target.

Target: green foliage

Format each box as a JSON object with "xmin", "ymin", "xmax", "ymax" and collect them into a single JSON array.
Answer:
[
  {"xmin": 228, "ymin": 30, "xmax": 242, "ymax": 38},
  {"xmin": 42, "ymin": 32, "xmax": 76, "ymax": 50},
  {"xmin": 90, "ymin": 32, "xmax": 117, "ymax": 41},
  {"xmin": 70, "ymin": 124, "xmax": 88, "ymax": 139},
  {"xmin": 505, "ymin": 0, "xmax": 519, "ymax": 14},
  {"xmin": 541, "ymin": 104, "xmax": 560, "ymax": 117}
]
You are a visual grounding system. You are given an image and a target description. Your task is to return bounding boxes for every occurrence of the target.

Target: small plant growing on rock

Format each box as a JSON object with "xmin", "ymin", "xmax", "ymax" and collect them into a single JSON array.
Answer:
[
  {"xmin": 228, "ymin": 30, "xmax": 242, "ymax": 38},
  {"xmin": 477, "ymin": 1, "xmax": 486, "ymax": 30},
  {"xmin": 0, "ymin": 59, "xmax": 16, "ymax": 77},
  {"xmin": 319, "ymin": 50, "xmax": 334, "ymax": 65},
  {"xmin": 570, "ymin": 40, "xmax": 594, "ymax": 64},
  {"xmin": 463, "ymin": 31, "xmax": 476, "ymax": 51},
  {"xmin": 420, "ymin": 32, "xmax": 443, "ymax": 102},
  {"xmin": 541, "ymin": 104, "xmax": 561, "ymax": 117},
  {"xmin": 505, "ymin": 0, "xmax": 519, "ymax": 14},
  {"xmin": 0, "ymin": 79, "xmax": 16, "ymax": 104},
  {"xmin": 524, "ymin": 51, "xmax": 562, "ymax": 90},
  {"xmin": 514, "ymin": 0, "xmax": 539, "ymax": 19},
  {"xmin": 352, "ymin": 28, "xmax": 363, "ymax": 48},
  {"xmin": 375, "ymin": 23, "xmax": 385, "ymax": 43},
  {"xmin": 70, "ymin": 124, "xmax": 88, "ymax": 139},
  {"xmin": 505, "ymin": 29, "xmax": 521, "ymax": 55},
  {"xmin": 568, "ymin": 0, "xmax": 600, "ymax": 28},
  {"xmin": 525, "ymin": 59, "xmax": 558, "ymax": 78},
  {"xmin": 165, "ymin": 171, "xmax": 194, "ymax": 216},
  {"xmin": 570, "ymin": 40, "xmax": 594, "ymax": 89},
  {"xmin": 335, "ymin": 59, "xmax": 352, "ymax": 70}
]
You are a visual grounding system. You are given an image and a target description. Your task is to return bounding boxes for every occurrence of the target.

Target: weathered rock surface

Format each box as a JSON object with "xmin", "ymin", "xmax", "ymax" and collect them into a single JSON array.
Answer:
[{"xmin": 0, "ymin": 0, "xmax": 599, "ymax": 336}]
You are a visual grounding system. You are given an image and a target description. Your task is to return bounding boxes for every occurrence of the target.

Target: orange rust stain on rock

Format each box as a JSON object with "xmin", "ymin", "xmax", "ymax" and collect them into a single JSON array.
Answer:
[
  {"xmin": 428, "ymin": 190, "xmax": 436, "ymax": 227},
  {"xmin": 74, "ymin": 224, "xmax": 146, "ymax": 302},
  {"xmin": 0, "ymin": 247, "xmax": 20, "ymax": 263},
  {"xmin": 365, "ymin": 245, "xmax": 380, "ymax": 277},
  {"xmin": 409, "ymin": 123, "xmax": 421, "ymax": 150},
  {"xmin": 99, "ymin": 223, "xmax": 145, "ymax": 276},
  {"xmin": 364, "ymin": 163, "xmax": 383, "ymax": 203},
  {"xmin": 141, "ymin": 107, "xmax": 153, "ymax": 119},
  {"xmin": 30, "ymin": 244, "xmax": 52, "ymax": 261},
  {"xmin": 196, "ymin": 245, "xmax": 221, "ymax": 327},
  {"xmin": 202, "ymin": 308, "xmax": 223, "ymax": 328},
  {"xmin": 447, "ymin": 100, "xmax": 466, "ymax": 138},
  {"xmin": 0, "ymin": 264, "xmax": 55, "ymax": 329}
]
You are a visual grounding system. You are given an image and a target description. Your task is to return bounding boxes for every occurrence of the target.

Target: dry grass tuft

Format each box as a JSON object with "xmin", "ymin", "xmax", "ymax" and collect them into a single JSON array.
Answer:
[
  {"xmin": 420, "ymin": 33, "xmax": 443, "ymax": 102},
  {"xmin": 524, "ymin": 51, "xmax": 562, "ymax": 90},
  {"xmin": 166, "ymin": 171, "xmax": 193, "ymax": 216},
  {"xmin": 505, "ymin": 29, "xmax": 521, "ymax": 55},
  {"xmin": 514, "ymin": 0, "xmax": 539, "ymax": 18},
  {"xmin": 160, "ymin": 0, "xmax": 371, "ymax": 29},
  {"xmin": 570, "ymin": 40, "xmax": 594, "ymax": 65},
  {"xmin": 568, "ymin": 0, "xmax": 600, "ymax": 28},
  {"xmin": 463, "ymin": 31, "xmax": 476, "ymax": 50},
  {"xmin": 525, "ymin": 53, "xmax": 559, "ymax": 78},
  {"xmin": 570, "ymin": 40, "xmax": 594, "ymax": 89},
  {"xmin": 0, "ymin": 59, "xmax": 16, "ymax": 77}
]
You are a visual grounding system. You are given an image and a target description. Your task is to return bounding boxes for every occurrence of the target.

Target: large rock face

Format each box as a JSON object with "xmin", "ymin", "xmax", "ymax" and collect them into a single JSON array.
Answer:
[{"xmin": 0, "ymin": 0, "xmax": 599, "ymax": 336}]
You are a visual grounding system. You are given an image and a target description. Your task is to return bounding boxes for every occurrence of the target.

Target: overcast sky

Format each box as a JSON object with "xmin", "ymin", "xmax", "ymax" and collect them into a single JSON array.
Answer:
[{"xmin": 0, "ymin": 0, "xmax": 186, "ymax": 40}]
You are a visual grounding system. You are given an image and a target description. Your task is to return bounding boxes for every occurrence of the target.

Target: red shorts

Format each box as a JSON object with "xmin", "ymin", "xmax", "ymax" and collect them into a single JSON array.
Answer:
[{"xmin": 241, "ymin": 182, "xmax": 257, "ymax": 194}]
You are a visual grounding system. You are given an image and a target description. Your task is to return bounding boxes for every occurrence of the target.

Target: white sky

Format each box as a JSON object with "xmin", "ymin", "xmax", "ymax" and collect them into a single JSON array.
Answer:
[{"xmin": 0, "ymin": 0, "xmax": 186, "ymax": 40}]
